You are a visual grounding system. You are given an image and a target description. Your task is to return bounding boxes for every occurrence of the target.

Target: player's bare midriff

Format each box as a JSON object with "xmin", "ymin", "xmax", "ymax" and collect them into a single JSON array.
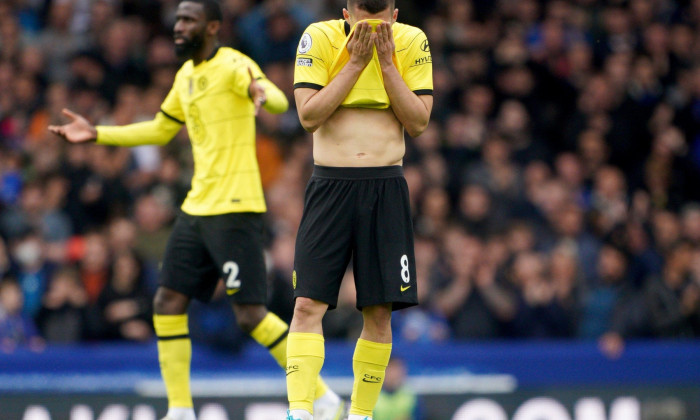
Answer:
[{"xmin": 313, "ymin": 106, "xmax": 405, "ymax": 167}]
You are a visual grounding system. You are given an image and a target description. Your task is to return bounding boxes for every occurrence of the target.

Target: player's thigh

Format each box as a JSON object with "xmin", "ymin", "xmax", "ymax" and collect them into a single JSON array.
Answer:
[
  {"xmin": 293, "ymin": 177, "xmax": 355, "ymax": 309},
  {"xmin": 200, "ymin": 212, "xmax": 267, "ymax": 304},
  {"xmin": 354, "ymin": 176, "xmax": 417, "ymax": 310},
  {"xmin": 160, "ymin": 213, "xmax": 220, "ymax": 302}
]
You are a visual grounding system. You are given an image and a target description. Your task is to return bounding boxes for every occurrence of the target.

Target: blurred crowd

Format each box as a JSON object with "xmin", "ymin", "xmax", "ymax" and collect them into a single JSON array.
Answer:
[{"xmin": 1, "ymin": 0, "xmax": 700, "ymax": 357}]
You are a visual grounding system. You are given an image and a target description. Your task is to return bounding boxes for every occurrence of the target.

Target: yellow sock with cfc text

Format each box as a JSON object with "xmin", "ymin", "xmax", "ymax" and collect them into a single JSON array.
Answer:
[
  {"xmin": 251, "ymin": 313, "xmax": 330, "ymax": 400},
  {"xmin": 286, "ymin": 332, "xmax": 325, "ymax": 413},
  {"xmin": 349, "ymin": 339, "xmax": 392, "ymax": 417},
  {"xmin": 154, "ymin": 314, "xmax": 192, "ymax": 409}
]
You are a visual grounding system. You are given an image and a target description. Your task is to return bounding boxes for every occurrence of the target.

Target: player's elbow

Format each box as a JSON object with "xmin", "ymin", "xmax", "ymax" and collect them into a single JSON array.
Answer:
[
  {"xmin": 298, "ymin": 114, "xmax": 321, "ymax": 133},
  {"xmin": 265, "ymin": 103, "xmax": 289, "ymax": 115},
  {"xmin": 405, "ymin": 118, "xmax": 429, "ymax": 138},
  {"xmin": 301, "ymin": 122, "xmax": 320, "ymax": 133},
  {"xmin": 265, "ymin": 95, "xmax": 289, "ymax": 115}
]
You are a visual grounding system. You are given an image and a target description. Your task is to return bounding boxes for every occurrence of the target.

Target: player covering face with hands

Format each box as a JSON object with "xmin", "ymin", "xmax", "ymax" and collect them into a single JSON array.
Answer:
[
  {"xmin": 49, "ymin": 1, "xmax": 344, "ymax": 420},
  {"xmin": 287, "ymin": 0, "xmax": 433, "ymax": 419}
]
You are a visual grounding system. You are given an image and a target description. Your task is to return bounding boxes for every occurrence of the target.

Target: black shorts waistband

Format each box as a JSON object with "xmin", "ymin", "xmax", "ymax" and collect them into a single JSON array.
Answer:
[{"xmin": 312, "ymin": 165, "xmax": 403, "ymax": 180}]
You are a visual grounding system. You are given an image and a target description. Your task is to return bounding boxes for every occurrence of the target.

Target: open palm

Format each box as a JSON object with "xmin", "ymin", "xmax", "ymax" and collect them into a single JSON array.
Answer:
[{"xmin": 48, "ymin": 109, "xmax": 97, "ymax": 143}]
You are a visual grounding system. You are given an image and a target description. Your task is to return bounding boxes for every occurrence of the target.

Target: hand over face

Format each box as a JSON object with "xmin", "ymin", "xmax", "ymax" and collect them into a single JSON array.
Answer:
[
  {"xmin": 374, "ymin": 21, "xmax": 395, "ymax": 68},
  {"xmin": 347, "ymin": 21, "xmax": 376, "ymax": 69}
]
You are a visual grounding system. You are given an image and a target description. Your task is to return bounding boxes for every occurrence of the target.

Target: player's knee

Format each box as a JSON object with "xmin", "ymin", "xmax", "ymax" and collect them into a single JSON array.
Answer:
[
  {"xmin": 153, "ymin": 287, "xmax": 189, "ymax": 315},
  {"xmin": 235, "ymin": 313, "xmax": 260, "ymax": 334},
  {"xmin": 232, "ymin": 304, "xmax": 267, "ymax": 333},
  {"xmin": 293, "ymin": 297, "xmax": 327, "ymax": 322},
  {"xmin": 362, "ymin": 304, "xmax": 392, "ymax": 332}
]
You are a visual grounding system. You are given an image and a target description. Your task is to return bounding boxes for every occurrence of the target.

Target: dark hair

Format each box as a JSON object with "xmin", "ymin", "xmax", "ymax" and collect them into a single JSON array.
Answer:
[
  {"xmin": 180, "ymin": 0, "xmax": 223, "ymax": 21},
  {"xmin": 347, "ymin": 0, "xmax": 394, "ymax": 14}
]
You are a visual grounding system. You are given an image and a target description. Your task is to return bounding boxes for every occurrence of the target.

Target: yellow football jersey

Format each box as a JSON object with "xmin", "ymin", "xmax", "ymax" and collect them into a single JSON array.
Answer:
[
  {"xmin": 97, "ymin": 47, "xmax": 288, "ymax": 216},
  {"xmin": 294, "ymin": 19, "xmax": 433, "ymax": 109}
]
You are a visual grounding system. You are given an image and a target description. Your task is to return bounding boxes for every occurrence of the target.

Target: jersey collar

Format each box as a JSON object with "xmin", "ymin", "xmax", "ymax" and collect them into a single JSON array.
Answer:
[
  {"xmin": 192, "ymin": 45, "xmax": 220, "ymax": 69},
  {"xmin": 206, "ymin": 45, "xmax": 220, "ymax": 62}
]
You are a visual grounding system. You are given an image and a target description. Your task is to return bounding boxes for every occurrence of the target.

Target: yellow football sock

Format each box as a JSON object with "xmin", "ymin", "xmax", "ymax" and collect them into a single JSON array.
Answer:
[
  {"xmin": 250, "ymin": 313, "xmax": 329, "ymax": 400},
  {"xmin": 286, "ymin": 332, "xmax": 325, "ymax": 413},
  {"xmin": 349, "ymin": 339, "xmax": 392, "ymax": 417},
  {"xmin": 154, "ymin": 314, "xmax": 192, "ymax": 409}
]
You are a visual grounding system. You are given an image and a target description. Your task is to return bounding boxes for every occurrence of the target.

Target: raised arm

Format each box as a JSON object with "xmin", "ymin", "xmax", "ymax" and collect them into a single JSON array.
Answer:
[
  {"xmin": 295, "ymin": 22, "xmax": 376, "ymax": 132},
  {"xmin": 375, "ymin": 22, "xmax": 432, "ymax": 138},
  {"xmin": 49, "ymin": 108, "xmax": 183, "ymax": 147},
  {"xmin": 95, "ymin": 111, "xmax": 183, "ymax": 147},
  {"xmin": 247, "ymin": 67, "xmax": 289, "ymax": 116},
  {"xmin": 50, "ymin": 74, "xmax": 185, "ymax": 146}
]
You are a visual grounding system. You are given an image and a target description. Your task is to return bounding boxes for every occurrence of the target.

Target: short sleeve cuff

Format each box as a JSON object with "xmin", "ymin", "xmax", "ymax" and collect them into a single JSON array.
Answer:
[
  {"xmin": 160, "ymin": 109, "xmax": 185, "ymax": 125},
  {"xmin": 294, "ymin": 82, "xmax": 325, "ymax": 90}
]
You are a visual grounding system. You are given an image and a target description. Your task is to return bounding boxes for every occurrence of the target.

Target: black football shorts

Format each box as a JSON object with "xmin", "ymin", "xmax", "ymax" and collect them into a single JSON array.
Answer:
[
  {"xmin": 159, "ymin": 211, "xmax": 267, "ymax": 304},
  {"xmin": 293, "ymin": 165, "xmax": 418, "ymax": 311}
]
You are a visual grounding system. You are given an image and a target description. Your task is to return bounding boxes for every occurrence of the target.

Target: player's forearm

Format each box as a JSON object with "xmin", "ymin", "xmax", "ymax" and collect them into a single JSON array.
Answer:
[
  {"xmin": 258, "ymin": 79, "xmax": 289, "ymax": 114},
  {"xmin": 297, "ymin": 64, "xmax": 364, "ymax": 132},
  {"xmin": 381, "ymin": 65, "xmax": 431, "ymax": 138},
  {"xmin": 96, "ymin": 113, "xmax": 181, "ymax": 147}
]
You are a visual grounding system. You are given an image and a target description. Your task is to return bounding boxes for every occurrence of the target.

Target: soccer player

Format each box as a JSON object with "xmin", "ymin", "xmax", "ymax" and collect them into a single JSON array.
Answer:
[
  {"xmin": 48, "ymin": 1, "xmax": 343, "ymax": 420},
  {"xmin": 286, "ymin": 1, "xmax": 433, "ymax": 420}
]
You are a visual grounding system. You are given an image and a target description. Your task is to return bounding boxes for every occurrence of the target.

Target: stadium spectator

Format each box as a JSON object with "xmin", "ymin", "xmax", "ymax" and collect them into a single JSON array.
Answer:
[
  {"xmin": 0, "ymin": 278, "xmax": 44, "ymax": 352},
  {"xmin": 95, "ymin": 251, "xmax": 153, "ymax": 341},
  {"xmin": 578, "ymin": 244, "xmax": 640, "ymax": 339},
  {"xmin": 236, "ymin": 0, "xmax": 313, "ymax": 66},
  {"xmin": 78, "ymin": 231, "xmax": 111, "ymax": 304},
  {"xmin": 645, "ymin": 241, "xmax": 700, "ymax": 337},
  {"xmin": 433, "ymin": 227, "xmax": 515, "ymax": 339},
  {"xmin": 132, "ymin": 193, "xmax": 174, "ymax": 267},
  {"xmin": 508, "ymin": 251, "xmax": 575, "ymax": 338},
  {"xmin": 36, "ymin": 266, "xmax": 89, "ymax": 343},
  {"xmin": 8, "ymin": 231, "xmax": 54, "ymax": 319}
]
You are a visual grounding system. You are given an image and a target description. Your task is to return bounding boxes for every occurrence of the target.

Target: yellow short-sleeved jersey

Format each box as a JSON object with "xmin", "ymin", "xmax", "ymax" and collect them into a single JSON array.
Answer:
[
  {"xmin": 162, "ymin": 47, "xmax": 267, "ymax": 215},
  {"xmin": 293, "ymin": 19, "xmax": 433, "ymax": 109},
  {"xmin": 98, "ymin": 47, "xmax": 284, "ymax": 216}
]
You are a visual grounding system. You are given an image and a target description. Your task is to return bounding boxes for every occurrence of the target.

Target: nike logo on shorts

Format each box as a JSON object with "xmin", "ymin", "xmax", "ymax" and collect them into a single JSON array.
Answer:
[{"xmin": 400, "ymin": 285, "xmax": 411, "ymax": 292}]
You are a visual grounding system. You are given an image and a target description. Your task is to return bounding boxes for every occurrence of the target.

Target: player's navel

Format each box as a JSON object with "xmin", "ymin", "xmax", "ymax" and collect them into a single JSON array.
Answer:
[{"xmin": 356, "ymin": 153, "xmax": 366, "ymax": 158}]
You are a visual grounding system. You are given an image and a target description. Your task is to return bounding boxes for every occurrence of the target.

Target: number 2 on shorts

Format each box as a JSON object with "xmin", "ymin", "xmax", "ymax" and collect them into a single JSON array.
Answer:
[{"xmin": 224, "ymin": 261, "xmax": 241, "ymax": 290}]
